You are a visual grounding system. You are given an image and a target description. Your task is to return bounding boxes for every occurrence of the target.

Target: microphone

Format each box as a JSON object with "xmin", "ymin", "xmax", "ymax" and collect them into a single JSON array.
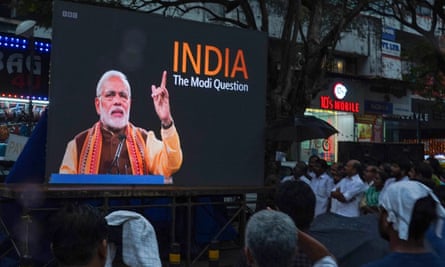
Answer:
[{"xmin": 108, "ymin": 134, "xmax": 126, "ymax": 174}]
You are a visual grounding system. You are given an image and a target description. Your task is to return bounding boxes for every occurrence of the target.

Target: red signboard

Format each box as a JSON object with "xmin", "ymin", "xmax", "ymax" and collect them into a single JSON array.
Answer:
[{"xmin": 320, "ymin": 95, "xmax": 360, "ymax": 113}]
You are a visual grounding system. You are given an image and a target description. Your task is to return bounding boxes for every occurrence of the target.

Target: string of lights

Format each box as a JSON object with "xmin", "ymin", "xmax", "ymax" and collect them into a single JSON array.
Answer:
[
  {"xmin": 0, "ymin": 33, "xmax": 50, "ymax": 53},
  {"xmin": 0, "ymin": 32, "xmax": 51, "ymax": 101}
]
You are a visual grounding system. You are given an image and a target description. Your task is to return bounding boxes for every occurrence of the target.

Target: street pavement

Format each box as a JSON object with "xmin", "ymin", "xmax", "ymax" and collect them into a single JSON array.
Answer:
[{"xmin": 162, "ymin": 240, "xmax": 244, "ymax": 267}]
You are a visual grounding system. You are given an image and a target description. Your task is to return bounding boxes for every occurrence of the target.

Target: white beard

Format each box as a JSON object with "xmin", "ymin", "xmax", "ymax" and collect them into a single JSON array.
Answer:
[{"xmin": 99, "ymin": 105, "xmax": 129, "ymax": 130}]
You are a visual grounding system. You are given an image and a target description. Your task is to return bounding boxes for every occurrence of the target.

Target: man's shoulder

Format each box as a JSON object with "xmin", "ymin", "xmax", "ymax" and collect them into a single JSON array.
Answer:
[
  {"xmin": 349, "ymin": 174, "xmax": 364, "ymax": 184},
  {"xmin": 128, "ymin": 124, "xmax": 151, "ymax": 138},
  {"xmin": 281, "ymin": 175, "xmax": 295, "ymax": 183},
  {"xmin": 384, "ymin": 177, "xmax": 396, "ymax": 185},
  {"xmin": 321, "ymin": 173, "xmax": 333, "ymax": 180},
  {"xmin": 317, "ymin": 173, "xmax": 333, "ymax": 185}
]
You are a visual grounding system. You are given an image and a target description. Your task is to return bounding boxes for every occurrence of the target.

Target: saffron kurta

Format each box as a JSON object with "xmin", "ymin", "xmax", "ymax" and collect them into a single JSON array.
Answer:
[{"xmin": 59, "ymin": 122, "xmax": 182, "ymax": 177}]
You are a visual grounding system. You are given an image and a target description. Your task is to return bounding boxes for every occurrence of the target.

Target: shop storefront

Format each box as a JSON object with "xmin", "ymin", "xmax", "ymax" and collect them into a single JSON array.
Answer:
[
  {"xmin": 298, "ymin": 77, "xmax": 445, "ymax": 164},
  {"xmin": 298, "ymin": 79, "xmax": 364, "ymax": 163},
  {"xmin": 296, "ymin": 76, "xmax": 430, "ymax": 163},
  {"xmin": 0, "ymin": 32, "xmax": 50, "ymax": 160},
  {"xmin": 301, "ymin": 108, "xmax": 352, "ymax": 163},
  {"xmin": 396, "ymin": 98, "xmax": 445, "ymax": 156}
]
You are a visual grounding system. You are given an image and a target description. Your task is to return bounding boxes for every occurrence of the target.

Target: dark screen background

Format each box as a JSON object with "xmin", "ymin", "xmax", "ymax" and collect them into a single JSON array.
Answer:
[{"xmin": 46, "ymin": 0, "xmax": 267, "ymax": 186}]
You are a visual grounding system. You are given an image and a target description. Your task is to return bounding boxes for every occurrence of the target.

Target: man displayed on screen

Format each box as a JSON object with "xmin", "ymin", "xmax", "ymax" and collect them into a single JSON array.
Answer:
[{"xmin": 59, "ymin": 70, "xmax": 183, "ymax": 179}]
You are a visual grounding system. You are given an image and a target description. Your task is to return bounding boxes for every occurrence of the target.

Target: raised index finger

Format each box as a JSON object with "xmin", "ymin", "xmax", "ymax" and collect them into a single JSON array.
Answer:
[{"xmin": 160, "ymin": 70, "xmax": 167, "ymax": 88}]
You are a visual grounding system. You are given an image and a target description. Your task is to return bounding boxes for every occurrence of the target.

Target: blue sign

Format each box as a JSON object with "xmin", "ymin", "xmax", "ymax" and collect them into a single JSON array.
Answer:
[
  {"xmin": 364, "ymin": 100, "xmax": 393, "ymax": 114},
  {"xmin": 382, "ymin": 39, "xmax": 401, "ymax": 57},
  {"xmin": 382, "ymin": 26, "xmax": 396, "ymax": 41}
]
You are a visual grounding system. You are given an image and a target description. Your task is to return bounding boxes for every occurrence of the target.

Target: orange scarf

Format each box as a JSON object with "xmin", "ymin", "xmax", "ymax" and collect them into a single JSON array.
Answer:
[{"xmin": 78, "ymin": 122, "xmax": 147, "ymax": 174}]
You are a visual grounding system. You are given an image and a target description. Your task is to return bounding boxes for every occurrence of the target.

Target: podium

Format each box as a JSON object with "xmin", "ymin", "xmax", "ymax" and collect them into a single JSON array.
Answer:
[{"xmin": 49, "ymin": 174, "xmax": 165, "ymax": 185}]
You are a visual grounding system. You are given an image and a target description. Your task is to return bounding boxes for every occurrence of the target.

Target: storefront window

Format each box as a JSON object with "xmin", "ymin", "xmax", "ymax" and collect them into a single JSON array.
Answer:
[
  {"xmin": 353, "ymin": 114, "xmax": 384, "ymax": 142},
  {"xmin": 297, "ymin": 109, "xmax": 350, "ymax": 164}
]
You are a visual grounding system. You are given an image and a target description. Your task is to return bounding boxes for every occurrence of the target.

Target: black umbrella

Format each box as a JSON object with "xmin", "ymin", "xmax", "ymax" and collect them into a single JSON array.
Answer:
[
  {"xmin": 309, "ymin": 213, "xmax": 389, "ymax": 267},
  {"xmin": 266, "ymin": 115, "xmax": 339, "ymax": 142}
]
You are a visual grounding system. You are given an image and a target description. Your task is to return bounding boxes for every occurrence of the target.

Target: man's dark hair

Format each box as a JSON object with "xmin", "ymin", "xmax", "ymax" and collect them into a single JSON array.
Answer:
[
  {"xmin": 314, "ymin": 158, "xmax": 328, "ymax": 171},
  {"xmin": 376, "ymin": 168, "xmax": 389, "ymax": 182},
  {"xmin": 351, "ymin": 160, "xmax": 362, "ymax": 175},
  {"xmin": 293, "ymin": 161, "xmax": 308, "ymax": 175},
  {"xmin": 308, "ymin": 155, "xmax": 320, "ymax": 162},
  {"xmin": 379, "ymin": 162, "xmax": 392, "ymax": 178},
  {"xmin": 426, "ymin": 157, "xmax": 444, "ymax": 177},
  {"xmin": 412, "ymin": 162, "xmax": 437, "ymax": 189},
  {"xmin": 414, "ymin": 162, "xmax": 433, "ymax": 179},
  {"xmin": 408, "ymin": 195, "xmax": 438, "ymax": 241},
  {"xmin": 275, "ymin": 180, "xmax": 316, "ymax": 230},
  {"xmin": 392, "ymin": 158, "xmax": 412, "ymax": 174},
  {"xmin": 49, "ymin": 203, "xmax": 108, "ymax": 266}
]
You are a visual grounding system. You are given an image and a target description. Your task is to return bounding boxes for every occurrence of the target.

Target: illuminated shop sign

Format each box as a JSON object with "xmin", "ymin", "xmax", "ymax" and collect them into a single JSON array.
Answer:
[
  {"xmin": 319, "ymin": 82, "xmax": 360, "ymax": 113},
  {"xmin": 382, "ymin": 39, "xmax": 401, "ymax": 57},
  {"xmin": 0, "ymin": 33, "xmax": 51, "ymax": 98}
]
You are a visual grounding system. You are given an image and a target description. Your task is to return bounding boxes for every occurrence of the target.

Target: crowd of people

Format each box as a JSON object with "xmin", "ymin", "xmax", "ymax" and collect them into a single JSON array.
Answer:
[
  {"xmin": 46, "ymin": 155, "xmax": 445, "ymax": 267},
  {"xmin": 258, "ymin": 155, "xmax": 445, "ymax": 266},
  {"xmin": 280, "ymin": 155, "xmax": 445, "ymax": 219}
]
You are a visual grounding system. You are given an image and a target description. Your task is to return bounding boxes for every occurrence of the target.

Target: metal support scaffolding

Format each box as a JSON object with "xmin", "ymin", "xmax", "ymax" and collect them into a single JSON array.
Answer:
[{"xmin": 0, "ymin": 184, "xmax": 271, "ymax": 266}]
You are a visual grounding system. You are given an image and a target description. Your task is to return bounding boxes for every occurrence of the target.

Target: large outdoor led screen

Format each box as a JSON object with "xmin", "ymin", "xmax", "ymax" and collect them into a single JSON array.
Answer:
[{"xmin": 46, "ymin": 1, "xmax": 267, "ymax": 186}]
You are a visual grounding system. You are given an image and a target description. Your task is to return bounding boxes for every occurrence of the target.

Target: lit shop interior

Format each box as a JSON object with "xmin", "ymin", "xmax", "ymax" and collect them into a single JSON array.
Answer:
[{"xmin": 0, "ymin": 32, "xmax": 50, "ymax": 161}]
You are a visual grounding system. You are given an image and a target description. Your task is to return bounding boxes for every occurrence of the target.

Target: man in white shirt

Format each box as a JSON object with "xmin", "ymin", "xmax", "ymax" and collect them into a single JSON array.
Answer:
[
  {"xmin": 310, "ymin": 158, "xmax": 334, "ymax": 217},
  {"xmin": 281, "ymin": 161, "xmax": 311, "ymax": 185},
  {"xmin": 307, "ymin": 155, "xmax": 320, "ymax": 180},
  {"xmin": 330, "ymin": 159, "xmax": 366, "ymax": 217}
]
